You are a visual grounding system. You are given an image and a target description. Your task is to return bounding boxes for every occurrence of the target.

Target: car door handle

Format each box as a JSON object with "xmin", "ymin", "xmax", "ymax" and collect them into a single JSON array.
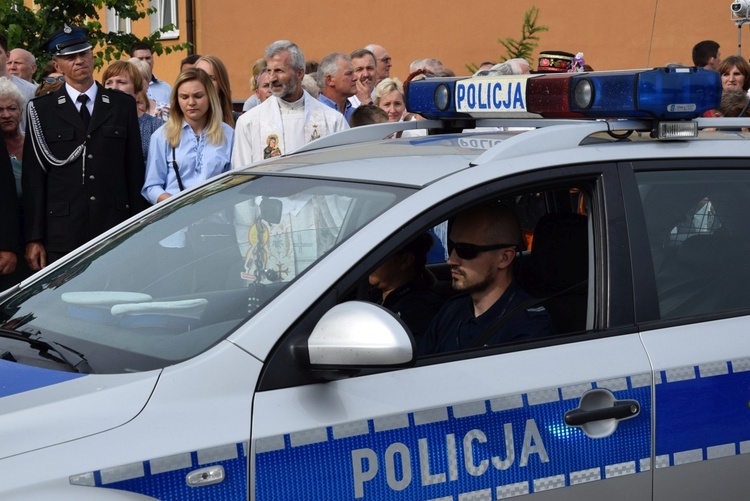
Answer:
[{"xmin": 564, "ymin": 399, "xmax": 640, "ymax": 426}]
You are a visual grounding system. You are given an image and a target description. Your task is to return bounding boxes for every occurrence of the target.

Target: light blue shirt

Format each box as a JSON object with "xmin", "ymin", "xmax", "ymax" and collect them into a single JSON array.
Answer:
[
  {"xmin": 148, "ymin": 75, "xmax": 172, "ymax": 104},
  {"xmin": 318, "ymin": 93, "xmax": 355, "ymax": 123},
  {"xmin": 142, "ymin": 121, "xmax": 234, "ymax": 204}
]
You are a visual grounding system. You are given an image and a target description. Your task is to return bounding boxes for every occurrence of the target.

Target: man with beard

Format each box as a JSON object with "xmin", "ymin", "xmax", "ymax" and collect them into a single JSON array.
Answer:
[
  {"xmin": 232, "ymin": 40, "xmax": 348, "ymax": 167},
  {"xmin": 349, "ymin": 49, "xmax": 377, "ymax": 108},
  {"xmin": 418, "ymin": 204, "xmax": 554, "ymax": 355}
]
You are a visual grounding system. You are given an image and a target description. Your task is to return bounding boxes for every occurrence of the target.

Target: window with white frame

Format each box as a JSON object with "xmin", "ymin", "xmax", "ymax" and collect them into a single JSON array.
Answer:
[
  {"xmin": 106, "ymin": 8, "xmax": 132, "ymax": 34},
  {"xmin": 149, "ymin": 0, "xmax": 179, "ymax": 39}
]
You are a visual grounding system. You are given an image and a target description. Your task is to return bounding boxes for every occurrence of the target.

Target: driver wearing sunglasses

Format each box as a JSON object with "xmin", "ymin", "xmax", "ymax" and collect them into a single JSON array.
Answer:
[{"xmin": 418, "ymin": 203, "xmax": 555, "ymax": 355}]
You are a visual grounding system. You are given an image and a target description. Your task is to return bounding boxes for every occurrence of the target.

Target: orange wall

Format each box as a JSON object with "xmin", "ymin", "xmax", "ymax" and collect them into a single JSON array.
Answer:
[{"xmin": 114, "ymin": 0, "xmax": 741, "ymax": 102}]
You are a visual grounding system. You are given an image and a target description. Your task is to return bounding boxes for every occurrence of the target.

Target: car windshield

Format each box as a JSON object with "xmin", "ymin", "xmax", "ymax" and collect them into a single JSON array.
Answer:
[{"xmin": 0, "ymin": 174, "xmax": 412, "ymax": 374}]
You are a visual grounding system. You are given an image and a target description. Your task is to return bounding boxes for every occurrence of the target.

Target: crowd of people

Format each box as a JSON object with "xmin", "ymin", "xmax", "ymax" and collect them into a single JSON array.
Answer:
[{"xmin": 0, "ymin": 26, "xmax": 744, "ymax": 304}]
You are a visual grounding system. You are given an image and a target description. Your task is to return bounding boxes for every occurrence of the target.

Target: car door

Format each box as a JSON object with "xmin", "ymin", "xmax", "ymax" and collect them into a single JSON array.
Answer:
[
  {"xmin": 250, "ymin": 165, "xmax": 654, "ymax": 500},
  {"xmin": 623, "ymin": 161, "xmax": 750, "ymax": 500}
]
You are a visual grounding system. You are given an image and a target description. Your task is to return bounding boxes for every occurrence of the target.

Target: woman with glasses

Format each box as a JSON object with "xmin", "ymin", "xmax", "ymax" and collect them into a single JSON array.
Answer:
[{"xmin": 34, "ymin": 61, "xmax": 65, "ymax": 96}]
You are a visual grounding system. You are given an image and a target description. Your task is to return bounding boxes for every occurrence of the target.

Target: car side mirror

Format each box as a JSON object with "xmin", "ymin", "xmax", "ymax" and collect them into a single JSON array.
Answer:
[{"xmin": 306, "ymin": 301, "xmax": 416, "ymax": 378}]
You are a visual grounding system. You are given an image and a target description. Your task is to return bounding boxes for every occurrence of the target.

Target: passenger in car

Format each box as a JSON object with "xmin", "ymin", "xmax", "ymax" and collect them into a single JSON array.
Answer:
[
  {"xmin": 368, "ymin": 232, "xmax": 444, "ymax": 339},
  {"xmin": 418, "ymin": 204, "xmax": 555, "ymax": 354}
]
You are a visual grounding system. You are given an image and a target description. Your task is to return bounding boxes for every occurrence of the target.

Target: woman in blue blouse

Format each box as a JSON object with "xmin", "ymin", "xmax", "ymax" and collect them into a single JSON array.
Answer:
[{"xmin": 142, "ymin": 68, "xmax": 233, "ymax": 204}]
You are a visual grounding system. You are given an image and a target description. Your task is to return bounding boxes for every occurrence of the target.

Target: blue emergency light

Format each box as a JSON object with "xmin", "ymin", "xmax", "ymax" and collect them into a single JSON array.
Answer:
[{"xmin": 404, "ymin": 67, "xmax": 722, "ymax": 121}]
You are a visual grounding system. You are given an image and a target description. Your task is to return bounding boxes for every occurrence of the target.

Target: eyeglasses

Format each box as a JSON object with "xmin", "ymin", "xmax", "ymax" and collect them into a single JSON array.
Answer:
[
  {"xmin": 448, "ymin": 240, "xmax": 518, "ymax": 260},
  {"xmin": 42, "ymin": 76, "xmax": 65, "ymax": 84},
  {"xmin": 378, "ymin": 57, "xmax": 392, "ymax": 64}
]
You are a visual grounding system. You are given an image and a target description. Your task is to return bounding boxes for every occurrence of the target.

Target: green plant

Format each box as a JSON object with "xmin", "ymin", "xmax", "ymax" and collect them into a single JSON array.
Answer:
[
  {"xmin": 0, "ymin": 0, "xmax": 190, "ymax": 75},
  {"xmin": 466, "ymin": 6, "xmax": 548, "ymax": 74}
]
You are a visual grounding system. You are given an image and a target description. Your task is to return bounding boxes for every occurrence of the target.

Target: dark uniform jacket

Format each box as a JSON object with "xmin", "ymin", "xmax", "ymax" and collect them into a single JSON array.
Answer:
[
  {"xmin": 418, "ymin": 281, "xmax": 555, "ymax": 355},
  {"xmin": 22, "ymin": 83, "xmax": 147, "ymax": 254},
  {"xmin": 369, "ymin": 280, "xmax": 445, "ymax": 339}
]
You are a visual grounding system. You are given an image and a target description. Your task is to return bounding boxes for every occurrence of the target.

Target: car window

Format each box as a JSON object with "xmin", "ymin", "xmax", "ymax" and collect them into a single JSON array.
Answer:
[
  {"xmin": 636, "ymin": 169, "xmax": 750, "ymax": 320},
  {"xmin": 354, "ymin": 181, "xmax": 596, "ymax": 356},
  {"xmin": 0, "ymin": 175, "xmax": 413, "ymax": 374}
]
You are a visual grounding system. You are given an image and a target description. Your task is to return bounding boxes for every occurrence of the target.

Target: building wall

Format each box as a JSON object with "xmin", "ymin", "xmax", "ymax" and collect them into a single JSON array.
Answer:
[{"xmin": 115, "ymin": 0, "xmax": 739, "ymax": 102}]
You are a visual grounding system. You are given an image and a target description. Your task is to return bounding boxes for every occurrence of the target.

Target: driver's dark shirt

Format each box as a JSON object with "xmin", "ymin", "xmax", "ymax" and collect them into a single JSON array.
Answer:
[{"xmin": 418, "ymin": 281, "xmax": 555, "ymax": 355}]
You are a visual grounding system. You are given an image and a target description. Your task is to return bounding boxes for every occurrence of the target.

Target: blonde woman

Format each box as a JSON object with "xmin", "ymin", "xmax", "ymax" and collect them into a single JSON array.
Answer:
[
  {"xmin": 373, "ymin": 77, "xmax": 405, "ymax": 122},
  {"xmin": 142, "ymin": 68, "xmax": 233, "ymax": 204},
  {"xmin": 242, "ymin": 57, "xmax": 267, "ymax": 111}
]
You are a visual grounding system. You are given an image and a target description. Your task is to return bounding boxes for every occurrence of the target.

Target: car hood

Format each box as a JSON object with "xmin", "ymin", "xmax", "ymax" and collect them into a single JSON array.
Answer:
[{"xmin": 0, "ymin": 360, "xmax": 159, "ymax": 459}]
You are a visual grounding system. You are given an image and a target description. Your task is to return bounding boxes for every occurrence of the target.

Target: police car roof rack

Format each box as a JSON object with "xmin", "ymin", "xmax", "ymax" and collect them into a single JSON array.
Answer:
[
  {"xmin": 292, "ymin": 117, "xmax": 652, "ymax": 156},
  {"xmin": 697, "ymin": 117, "xmax": 750, "ymax": 129},
  {"xmin": 291, "ymin": 119, "xmax": 446, "ymax": 154},
  {"xmin": 470, "ymin": 119, "xmax": 650, "ymax": 166}
]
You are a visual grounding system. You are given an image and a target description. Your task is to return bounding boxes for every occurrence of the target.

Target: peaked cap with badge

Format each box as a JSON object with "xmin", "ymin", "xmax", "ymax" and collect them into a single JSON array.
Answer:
[{"xmin": 45, "ymin": 24, "xmax": 93, "ymax": 56}]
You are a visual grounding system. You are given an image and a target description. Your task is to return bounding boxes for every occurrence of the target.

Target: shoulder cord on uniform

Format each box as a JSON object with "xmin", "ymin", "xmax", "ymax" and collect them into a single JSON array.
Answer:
[{"xmin": 27, "ymin": 101, "xmax": 86, "ymax": 176}]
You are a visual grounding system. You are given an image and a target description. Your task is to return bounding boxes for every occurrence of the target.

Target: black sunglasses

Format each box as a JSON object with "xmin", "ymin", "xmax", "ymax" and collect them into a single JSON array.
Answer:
[
  {"xmin": 42, "ymin": 76, "xmax": 65, "ymax": 84},
  {"xmin": 448, "ymin": 240, "xmax": 518, "ymax": 260}
]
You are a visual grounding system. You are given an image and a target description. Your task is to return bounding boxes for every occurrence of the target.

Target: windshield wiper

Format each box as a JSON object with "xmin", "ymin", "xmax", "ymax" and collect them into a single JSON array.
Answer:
[{"xmin": 0, "ymin": 328, "xmax": 93, "ymax": 374}]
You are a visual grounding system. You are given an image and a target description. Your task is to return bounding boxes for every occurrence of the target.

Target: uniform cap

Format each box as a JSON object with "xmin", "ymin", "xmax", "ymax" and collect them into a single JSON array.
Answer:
[
  {"xmin": 536, "ymin": 51, "xmax": 575, "ymax": 73},
  {"xmin": 46, "ymin": 24, "xmax": 92, "ymax": 56}
]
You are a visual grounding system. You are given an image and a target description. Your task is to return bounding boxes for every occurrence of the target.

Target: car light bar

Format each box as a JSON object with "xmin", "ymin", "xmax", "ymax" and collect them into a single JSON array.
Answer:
[{"xmin": 404, "ymin": 67, "xmax": 721, "ymax": 121}]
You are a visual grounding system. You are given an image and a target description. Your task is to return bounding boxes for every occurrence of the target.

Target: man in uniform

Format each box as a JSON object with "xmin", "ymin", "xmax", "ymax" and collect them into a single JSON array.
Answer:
[
  {"xmin": 22, "ymin": 24, "xmax": 147, "ymax": 270},
  {"xmin": 419, "ymin": 204, "xmax": 555, "ymax": 354}
]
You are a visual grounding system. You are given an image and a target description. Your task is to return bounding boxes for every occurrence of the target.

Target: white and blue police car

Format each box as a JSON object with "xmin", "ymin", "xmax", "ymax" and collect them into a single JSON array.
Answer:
[{"xmin": 1, "ymin": 66, "xmax": 749, "ymax": 500}]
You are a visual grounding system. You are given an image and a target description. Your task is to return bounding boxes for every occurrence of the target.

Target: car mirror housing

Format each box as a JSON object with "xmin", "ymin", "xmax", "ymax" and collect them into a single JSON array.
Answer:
[{"xmin": 306, "ymin": 301, "xmax": 416, "ymax": 377}]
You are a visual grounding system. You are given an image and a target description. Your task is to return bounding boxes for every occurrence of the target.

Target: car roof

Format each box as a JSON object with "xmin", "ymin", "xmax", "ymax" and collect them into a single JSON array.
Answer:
[
  {"xmin": 239, "ymin": 132, "xmax": 512, "ymax": 187},
  {"xmin": 236, "ymin": 119, "xmax": 750, "ymax": 188}
]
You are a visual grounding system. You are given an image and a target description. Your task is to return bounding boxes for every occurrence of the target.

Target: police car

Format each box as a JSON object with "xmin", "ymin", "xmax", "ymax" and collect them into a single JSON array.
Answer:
[{"xmin": 1, "ymin": 67, "xmax": 749, "ymax": 500}]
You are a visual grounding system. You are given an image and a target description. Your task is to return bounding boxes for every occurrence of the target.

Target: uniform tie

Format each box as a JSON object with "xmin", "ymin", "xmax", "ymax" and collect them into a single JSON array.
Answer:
[{"xmin": 77, "ymin": 94, "xmax": 91, "ymax": 127}]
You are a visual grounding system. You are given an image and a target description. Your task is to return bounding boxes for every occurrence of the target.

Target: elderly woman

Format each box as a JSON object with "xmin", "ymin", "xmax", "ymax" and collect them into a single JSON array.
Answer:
[
  {"xmin": 102, "ymin": 60, "xmax": 163, "ymax": 166},
  {"xmin": 718, "ymin": 55, "xmax": 750, "ymax": 93},
  {"xmin": 0, "ymin": 77, "xmax": 32, "ymax": 287},
  {"xmin": 0, "ymin": 77, "xmax": 25, "ymax": 198},
  {"xmin": 373, "ymin": 77, "xmax": 406, "ymax": 122},
  {"xmin": 129, "ymin": 57, "xmax": 169, "ymax": 121}
]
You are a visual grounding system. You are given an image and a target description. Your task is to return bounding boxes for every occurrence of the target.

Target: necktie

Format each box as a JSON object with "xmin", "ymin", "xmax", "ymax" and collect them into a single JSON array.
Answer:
[{"xmin": 77, "ymin": 94, "xmax": 91, "ymax": 127}]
